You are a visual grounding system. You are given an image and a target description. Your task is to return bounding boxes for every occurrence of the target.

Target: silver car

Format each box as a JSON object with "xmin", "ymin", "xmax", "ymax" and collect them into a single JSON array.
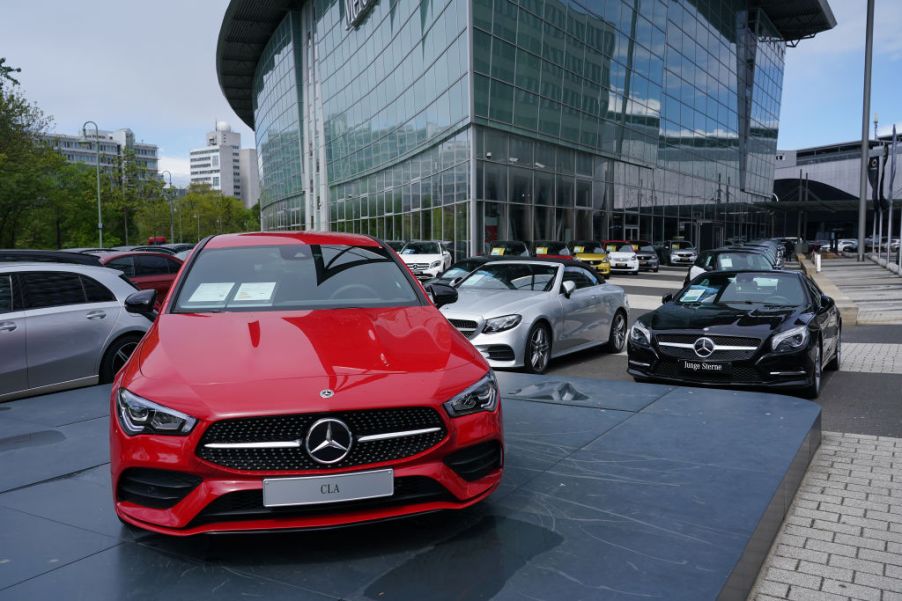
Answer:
[
  {"xmin": 0, "ymin": 263, "xmax": 151, "ymax": 401},
  {"xmin": 440, "ymin": 260, "xmax": 629, "ymax": 373}
]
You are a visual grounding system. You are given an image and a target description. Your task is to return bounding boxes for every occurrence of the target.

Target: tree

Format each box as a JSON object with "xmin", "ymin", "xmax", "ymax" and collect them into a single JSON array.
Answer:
[
  {"xmin": 135, "ymin": 184, "xmax": 258, "ymax": 243},
  {"xmin": 0, "ymin": 58, "xmax": 21, "ymax": 87}
]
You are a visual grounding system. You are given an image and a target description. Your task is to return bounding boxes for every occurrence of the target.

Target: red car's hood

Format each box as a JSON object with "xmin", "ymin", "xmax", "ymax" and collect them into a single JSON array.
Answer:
[{"xmin": 131, "ymin": 306, "xmax": 488, "ymax": 419}]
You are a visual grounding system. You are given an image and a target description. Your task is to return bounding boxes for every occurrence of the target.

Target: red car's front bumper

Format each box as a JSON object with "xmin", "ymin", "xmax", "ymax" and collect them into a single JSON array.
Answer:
[{"xmin": 110, "ymin": 393, "xmax": 503, "ymax": 536}]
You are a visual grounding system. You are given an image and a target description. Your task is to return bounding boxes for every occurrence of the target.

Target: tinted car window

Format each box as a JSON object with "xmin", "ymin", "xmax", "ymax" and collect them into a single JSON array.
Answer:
[
  {"xmin": 0, "ymin": 275, "xmax": 12, "ymax": 312},
  {"xmin": 459, "ymin": 264, "xmax": 557, "ymax": 291},
  {"xmin": 563, "ymin": 267, "xmax": 598, "ymax": 289},
  {"xmin": 166, "ymin": 258, "xmax": 182, "ymax": 274},
  {"xmin": 679, "ymin": 273, "xmax": 806, "ymax": 306},
  {"xmin": 442, "ymin": 260, "xmax": 482, "ymax": 280},
  {"xmin": 638, "ymin": 245, "xmax": 655, "ymax": 253},
  {"xmin": 21, "ymin": 272, "xmax": 86, "ymax": 309},
  {"xmin": 715, "ymin": 253, "xmax": 772, "ymax": 271},
  {"xmin": 135, "ymin": 255, "xmax": 171, "ymax": 276},
  {"xmin": 107, "ymin": 256, "xmax": 135, "ymax": 277},
  {"xmin": 174, "ymin": 244, "xmax": 420, "ymax": 312},
  {"xmin": 81, "ymin": 276, "xmax": 115, "ymax": 303}
]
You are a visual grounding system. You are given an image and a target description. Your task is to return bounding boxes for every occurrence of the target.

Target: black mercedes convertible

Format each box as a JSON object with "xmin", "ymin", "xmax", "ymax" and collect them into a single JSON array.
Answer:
[{"xmin": 627, "ymin": 270, "xmax": 841, "ymax": 398}]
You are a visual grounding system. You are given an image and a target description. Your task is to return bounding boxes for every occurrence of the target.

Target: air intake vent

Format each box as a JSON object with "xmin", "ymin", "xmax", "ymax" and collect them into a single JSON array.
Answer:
[
  {"xmin": 117, "ymin": 468, "xmax": 201, "ymax": 509},
  {"xmin": 444, "ymin": 441, "xmax": 503, "ymax": 481}
]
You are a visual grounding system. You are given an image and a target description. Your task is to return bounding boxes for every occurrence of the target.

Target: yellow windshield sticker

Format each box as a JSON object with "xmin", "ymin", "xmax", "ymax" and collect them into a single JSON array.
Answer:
[
  {"xmin": 536, "ymin": 247, "xmax": 548, "ymax": 255},
  {"xmin": 490, "ymin": 247, "xmax": 505, "ymax": 255},
  {"xmin": 574, "ymin": 245, "xmax": 585, "ymax": 253}
]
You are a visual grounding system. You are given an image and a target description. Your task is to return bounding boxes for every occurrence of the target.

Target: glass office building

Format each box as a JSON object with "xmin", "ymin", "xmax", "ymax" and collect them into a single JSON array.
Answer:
[{"xmin": 218, "ymin": 0, "xmax": 834, "ymax": 255}]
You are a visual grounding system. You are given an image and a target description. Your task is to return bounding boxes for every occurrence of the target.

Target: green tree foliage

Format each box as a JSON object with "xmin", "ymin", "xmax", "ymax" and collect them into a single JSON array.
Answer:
[
  {"xmin": 0, "ymin": 61, "xmax": 260, "ymax": 249},
  {"xmin": 136, "ymin": 184, "xmax": 259, "ymax": 244}
]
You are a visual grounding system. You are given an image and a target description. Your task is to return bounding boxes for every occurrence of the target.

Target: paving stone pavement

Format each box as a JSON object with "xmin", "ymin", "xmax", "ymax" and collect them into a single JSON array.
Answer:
[
  {"xmin": 748, "ymin": 432, "xmax": 902, "ymax": 601},
  {"xmin": 820, "ymin": 259, "xmax": 902, "ymax": 325},
  {"xmin": 841, "ymin": 344, "xmax": 902, "ymax": 375}
]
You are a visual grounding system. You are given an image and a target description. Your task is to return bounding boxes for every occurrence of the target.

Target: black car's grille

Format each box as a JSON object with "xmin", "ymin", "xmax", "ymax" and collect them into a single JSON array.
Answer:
[
  {"xmin": 449, "ymin": 319, "xmax": 480, "ymax": 339},
  {"xmin": 652, "ymin": 359, "xmax": 761, "ymax": 383},
  {"xmin": 117, "ymin": 468, "xmax": 201, "ymax": 509},
  {"xmin": 656, "ymin": 334, "xmax": 762, "ymax": 347},
  {"xmin": 197, "ymin": 408, "xmax": 446, "ymax": 471},
  {"xmin": 659, "ymin": 347, "xmax": 757, "ymax": 361},
  {"xmin": 189, "ymin": 476, "xmax": 454, "ymax": 528}
]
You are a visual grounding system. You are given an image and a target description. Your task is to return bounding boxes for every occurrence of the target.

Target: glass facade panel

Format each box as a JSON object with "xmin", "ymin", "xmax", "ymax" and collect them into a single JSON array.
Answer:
[{"xmin": 245, "ymin": 0, "xmax": 800, "ymax": 253}]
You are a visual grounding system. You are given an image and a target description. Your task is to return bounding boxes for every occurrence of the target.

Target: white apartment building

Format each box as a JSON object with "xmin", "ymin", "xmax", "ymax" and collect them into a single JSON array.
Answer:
[
  {"xmin": 189, "ymin": 122, "xmax": 261, "ymax": 207},
  {"xmin": 43, "ymin": 128, "xmax": 158, "ymax": 176}
]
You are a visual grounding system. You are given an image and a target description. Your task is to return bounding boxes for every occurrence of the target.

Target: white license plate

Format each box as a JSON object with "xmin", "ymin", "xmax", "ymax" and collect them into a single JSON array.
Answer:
[{"xmin": 262, "ymin": 469, "xmax": 394, "ymax": 507}]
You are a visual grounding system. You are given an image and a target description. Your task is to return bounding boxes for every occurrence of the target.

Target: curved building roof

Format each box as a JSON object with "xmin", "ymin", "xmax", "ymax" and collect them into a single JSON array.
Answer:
[{"xmin": 216, "ymin": 0, "xmax": 836, "ymax": 130}]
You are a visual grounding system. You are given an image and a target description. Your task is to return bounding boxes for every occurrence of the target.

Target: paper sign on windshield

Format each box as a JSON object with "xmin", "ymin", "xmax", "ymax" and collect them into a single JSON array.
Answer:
[
  {"xmin": 536, "ymin": 247, "xmax": 548, "ymax": 255},
  {"xmin": 233, "ymin": 282, "xmax": 276, "ymax": 303},
  {"xmin": 682, "ymin": 287, "xmax": 705, "ymax": 302},
  {"xmin": 188, "ymin": 282, "xmax": 234, "ymax": 303},
  {"xmin": 490, "ymin": 247, "xmax": 505, "ymax": 256},
  {"xmin": 573, "ymin": 246, "xmax": 585, "ymax": 253},
  {"xmin": 720, "ymin": 257, "xmax": 733, "ymax": 269}
]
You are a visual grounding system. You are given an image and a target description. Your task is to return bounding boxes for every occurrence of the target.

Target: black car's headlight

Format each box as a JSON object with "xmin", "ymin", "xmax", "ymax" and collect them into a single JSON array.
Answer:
[
  {"xmin": 629, "ymin": 321, "xmax": 651, "ymax": 346},
  {"xmin": 771, "ymin": 325, "xmax": 809, "ymax": 352},
  {"xmin": 443, "ymin": 372, "xmax": 499, "ymax": 417},
  {"xmin": 483, "ymin": 314, "xmax": 522, "ymax": 333},
  {"xmin": 117, "ymin": 388, "xmax": 197, "ymax": 436}
]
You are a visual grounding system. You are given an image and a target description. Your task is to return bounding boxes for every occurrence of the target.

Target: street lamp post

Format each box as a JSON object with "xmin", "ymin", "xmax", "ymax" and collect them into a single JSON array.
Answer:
[
  {"xmin": 857, "ymin": 0, "xmax": 875, "ymax": 262},
  {"xmin": 82, "ymin": 121, "xmax": 102, "ymax": 247},
  {"xmin": 160, "ymin": 170, "xmax": 175, "ymax": 242}
]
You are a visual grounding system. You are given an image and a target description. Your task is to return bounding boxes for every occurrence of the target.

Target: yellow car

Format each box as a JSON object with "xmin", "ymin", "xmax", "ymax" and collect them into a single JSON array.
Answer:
[{"xmin": 569, "ymin": 240, "xmax": 611, "ymax": 278}]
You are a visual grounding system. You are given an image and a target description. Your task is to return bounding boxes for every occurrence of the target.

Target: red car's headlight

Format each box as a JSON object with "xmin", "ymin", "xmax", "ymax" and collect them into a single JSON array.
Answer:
[
  {"xmin": 117, "ymin": 388, "xmax": 197, "ymax": 436},
  {"xmin": 443, "ymin": 372, "xmax": 499, "ymax": 417}
]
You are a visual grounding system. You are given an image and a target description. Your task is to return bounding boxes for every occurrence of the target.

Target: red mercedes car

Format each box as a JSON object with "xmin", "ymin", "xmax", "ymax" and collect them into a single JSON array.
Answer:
[
  {"xmin": 110, "ymin": 232, "xmax": 503, "ymax": 535},
  {"xmin": 99, "ymin": 251, "xmax": 183, "ymax": 309}
]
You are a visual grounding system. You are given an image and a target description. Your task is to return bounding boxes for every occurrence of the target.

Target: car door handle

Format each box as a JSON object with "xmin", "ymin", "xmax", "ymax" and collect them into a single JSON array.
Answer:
[
  {"xmin": 86, "ymin": 311, "xmax": 107, "ymax": 320},
  {"xmin": 0, "ymin": 321, "xmax": 16, "ymax": 332}
]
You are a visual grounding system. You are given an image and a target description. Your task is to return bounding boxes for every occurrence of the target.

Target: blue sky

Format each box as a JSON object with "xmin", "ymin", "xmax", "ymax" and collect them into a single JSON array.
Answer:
[{"xmin": 1, "ymin": 0, "xmax": 900, "ymax": 185}]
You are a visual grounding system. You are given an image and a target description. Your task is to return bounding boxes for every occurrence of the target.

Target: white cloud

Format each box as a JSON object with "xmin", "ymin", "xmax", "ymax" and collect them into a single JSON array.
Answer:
[{"xmin": 158, "ymin": 156, "xmax": 191, "ymax": 187}]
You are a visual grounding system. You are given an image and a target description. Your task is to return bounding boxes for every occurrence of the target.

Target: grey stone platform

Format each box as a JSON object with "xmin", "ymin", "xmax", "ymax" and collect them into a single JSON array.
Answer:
[{"xmin": 0, "ymin": 375, "xmax": 820, "ymax": 601}]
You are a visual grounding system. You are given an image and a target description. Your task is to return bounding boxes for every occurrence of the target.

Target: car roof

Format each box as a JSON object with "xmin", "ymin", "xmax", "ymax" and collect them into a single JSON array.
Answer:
[
  {"xmin": 482, "ymin": 257, "xmax": 587, "ymax": 268},
  {"xmin": 0, "ymin": 249, "xmax": 102, "ymax": 265},
  {"xmin": 0, "ymin": 261, "xmax": 126, "ymax": 276},
  {"xmin": 100, "ymin": 251, "xmax": 183, "ymax": 261},
  {"xmin": 205, "ymin": 231, "xmax": 381, "ymax": 250}
]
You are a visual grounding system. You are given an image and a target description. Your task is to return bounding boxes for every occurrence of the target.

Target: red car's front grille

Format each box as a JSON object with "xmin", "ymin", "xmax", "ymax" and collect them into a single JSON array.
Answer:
[{"xmin": 196, "ymin": 407, "xmax": 446, "ymax": 471}]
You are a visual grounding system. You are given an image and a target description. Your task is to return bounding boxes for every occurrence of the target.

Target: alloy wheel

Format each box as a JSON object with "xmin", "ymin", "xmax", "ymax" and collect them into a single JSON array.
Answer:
[
  {"xmin": 112, "ymin": 341, "xmax": 139, "ymax": 373},
  {"xmin": 611, "ymin": 314, "xmax": 626, "ymax": 352},
  {"xmin": 529, "ymin": 327, "xmax": 550, "ymax": 372}
]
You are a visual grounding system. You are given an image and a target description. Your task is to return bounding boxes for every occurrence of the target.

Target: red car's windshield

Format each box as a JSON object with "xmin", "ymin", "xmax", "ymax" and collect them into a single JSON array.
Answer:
[{"xmin": 173, "ymin": 244, "xmax": 421, "ymax": 312}]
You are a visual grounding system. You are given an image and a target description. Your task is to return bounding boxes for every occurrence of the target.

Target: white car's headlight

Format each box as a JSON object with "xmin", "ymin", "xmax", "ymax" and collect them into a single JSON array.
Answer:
[
  {"xmin": 771, "ymin": 325, "xmax": 809, "ymax": 352},
  {"xmin": 483, "ymin": 314, "xmax": 522, "ymax": 333},
  {"xmin": 629, "ymin": 321, "xmax": 651, "ymax": 345},
  {"xmin": 430, "ymin": 260, "xmax": 442, "ymax": 269},
  {"xmin": 117, "ymin": 388, "xmax": 197, "ymax": 436},
  {"xmin": 443, "ymin": 372, "xmax": 499, "ymax": 417}
]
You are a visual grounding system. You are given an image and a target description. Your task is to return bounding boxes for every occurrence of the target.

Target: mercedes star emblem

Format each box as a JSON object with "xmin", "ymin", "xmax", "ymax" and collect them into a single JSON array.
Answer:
[
  {"xmin": 320, "ymin": 389, "xmax": 334, "ymax": 399},
  {"xmin": 693, "ymin": 337, "xmax": 716, "ymax": 358},
  {"xmin": 305, "ymin": 418, "xmax": 353, "ymax": 464}
]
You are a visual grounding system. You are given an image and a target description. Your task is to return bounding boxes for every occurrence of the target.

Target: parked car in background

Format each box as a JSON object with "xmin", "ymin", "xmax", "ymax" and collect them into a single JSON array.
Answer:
[
  {"xmin": 398, "ymin": 241, "xmax": 453, "ymax": 280},
  {"xmin": 0, "ymin": 263, "xmax": 150, "ymax": 401},
  {"xmin": 837, "ymin": 239, "xmax": 858, "ymax": 253},
  {"xmin": 0, "ymin": 249, "xmax": 102, "ymax": 266},
  {"xmin": 384, "ymin": 240, "xmax": 406, "ymax": 252},
  {"xmin": 162, "ymin": 243, "xmax": 195, "ymax": 254},
  {"xmin": 737, "ymin": 240, "xmax": 784, "ymax": 269},
  {"xmin": 441, "ymin": 259, "xmax": 629, "ymax": 373},
  {"xmin": 485, "ymin": 240, "xmax": 530, "ymax": 257},
  {"xmin": 128, "ymin": 245, "xmax": 178, "ymax": 255},
  {"xmin": 602, "ymin": 241, "xmax": 640, "ymax": 275},
  {"xmin": 425, "ymin": 256, "xmax": 502, "ymax": 286},
  {"xmin": 568, "ymin": 240, "xmax": 611, "ymax": 279},
  {"xmin": 110, "ymin": 232, "xmax": 502, "ymax": 535},
  {"xmin": 532, "ymin": 241, "xmax": 573, "ymax": 259},
  {"xmin": 632, "ymin": 241, "xmax": 660, "ymax": 272},
  {"xmin": 99, "ymin": 252, "xmax": 183, "ymax": 308},
  {"xmin": 63, "ymin": 247, "xmax": 115, "ymax": 255},
  {"xmin": 656, "ymin": 240, "xmax": 698, "ymax": 266},
  {"xmin": 686, "ymin": 248, "xmax": 776, "ymax": 285},
  {"xmin": 628, "ymin": 270, "xmax": 840, "ymax": 398}
]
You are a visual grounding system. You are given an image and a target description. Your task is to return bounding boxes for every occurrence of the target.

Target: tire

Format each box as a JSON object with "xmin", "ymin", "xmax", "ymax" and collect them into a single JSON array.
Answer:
[
  {"xmin": 607, "ymin": 310, "xmax": 627, "ymax": 353},
  {"xmin": 653, "ymin": 268, "xmax": 659, "ymax": 273},
  {"xmin": 99, "ymin": 334, "xmax": 143, "ymax": 383},
  {"xmin": 523, "ymin": 322, "xmax": 552, "ymax": 374},
  {"xmin": 826, "ymin": 328, "xmax": 841, "ymax": 371},
  {"xmin": 801, "ymin": 344, "xmax": 822, "ymax": 399}
]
